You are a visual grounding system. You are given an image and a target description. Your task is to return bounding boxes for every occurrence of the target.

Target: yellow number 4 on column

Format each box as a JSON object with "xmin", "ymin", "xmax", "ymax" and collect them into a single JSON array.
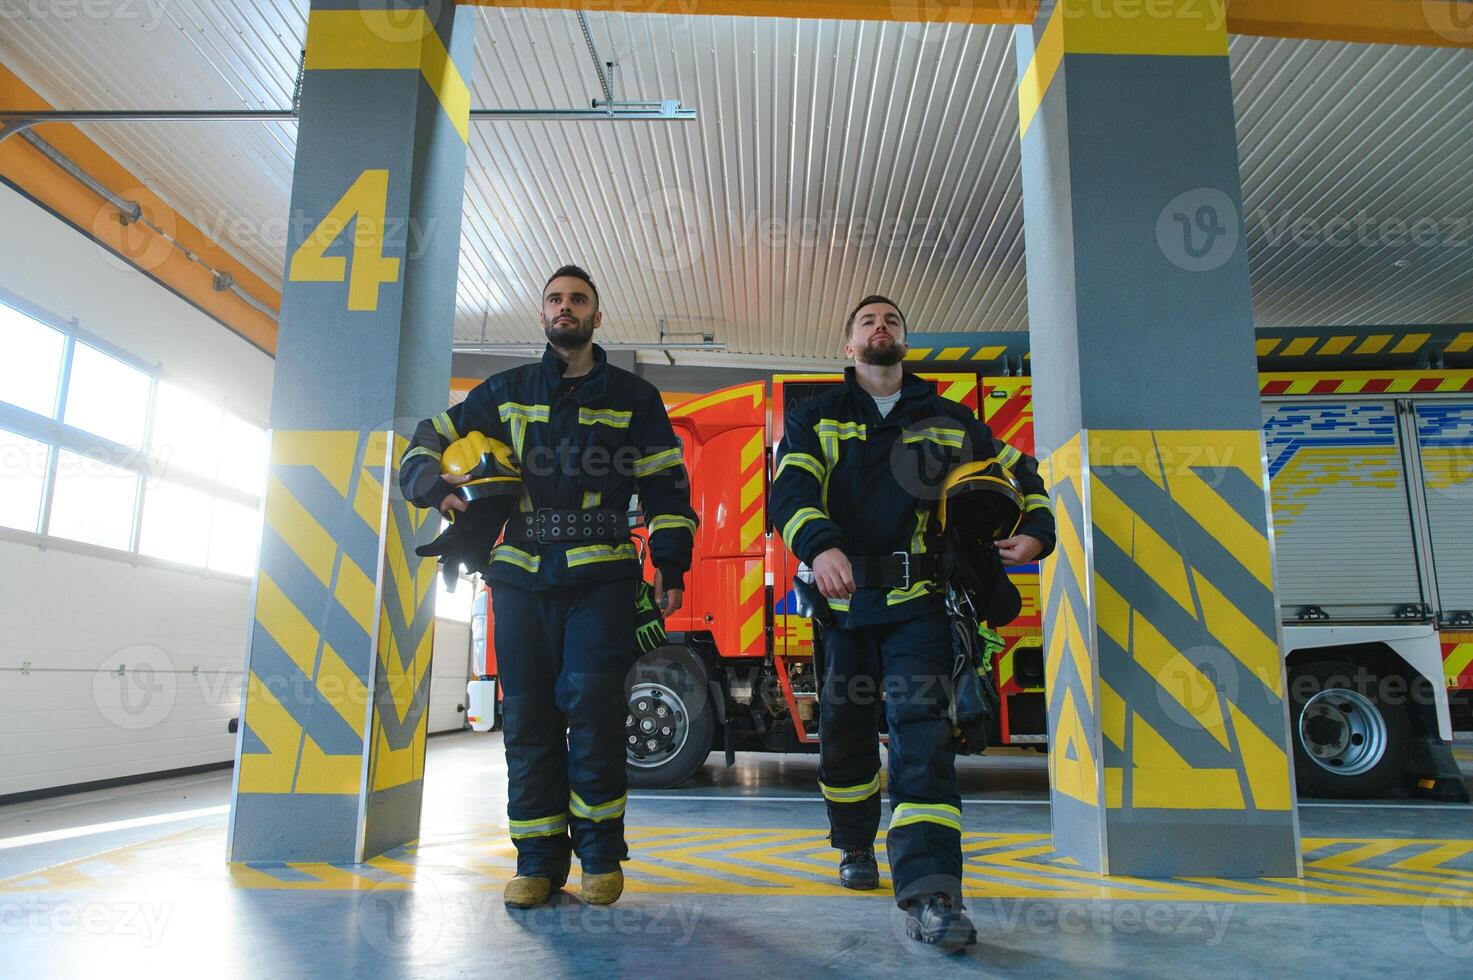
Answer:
[{"xmin": 288, "ymin": 169, "xmax": 401, "ymax": 312}]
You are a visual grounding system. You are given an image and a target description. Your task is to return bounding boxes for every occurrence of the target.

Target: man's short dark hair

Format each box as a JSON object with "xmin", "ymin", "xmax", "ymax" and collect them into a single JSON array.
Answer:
[
  {"xmin": 843, "ymin": 293, "xmax": 907, "ymax": 340},
  {"xmin": 544, "ymin": 264, "xmax": 599, "ymax": 308}
]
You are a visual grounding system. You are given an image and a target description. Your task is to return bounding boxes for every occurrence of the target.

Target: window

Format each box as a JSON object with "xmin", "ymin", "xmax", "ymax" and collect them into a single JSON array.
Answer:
[
  {"xmin": 151, "ymin": 381, "xmax": 223, "ymax": 481},
  {"xmin": 138, "ymin": 478, "xmax": 214, "ymax": 567},
  {"xmin": 0, "ymin": 428, "xmax": 48, "ymax": 532},
  {"xmin": 47, "ymin": 449, "xmax": 140, "ymax": 551},
  {"xmin": 0, "ymin": 302, "xmax": 65, "ymax": 417},
  {"xmin": 208, "ymin": 497, "xmax": 261, "ymax": 577},
  {"xmin": 64, "ymin": 342, "xmax": 151, "ymax": 450},
  {"xmin": 0, "ymin": 290, "xmax": 269, "ymax": 579},
  {"xmin": 219, "ymin": 411, "xmax": 269, "ymax": 496}
]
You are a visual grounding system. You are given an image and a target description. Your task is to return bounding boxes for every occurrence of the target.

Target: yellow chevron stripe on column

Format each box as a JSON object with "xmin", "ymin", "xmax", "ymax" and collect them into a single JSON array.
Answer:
[
  {"xmin": 236, "ymin": 673, "xmax": 301, "ymax": 793},
  {"xmin": 317, "ymin": 643, "xmax": 368, "ymax": 740},
  {"xmin": 1130, "ymin": 712, "xmax": 1243, "ymax": 810},
  {"xmin": 1170, "ymin": 466, "xmax": 1273, "ymax": 590},
  {"xmin": 1099, "ymin": 680, "xmax": 1126, "ymax": 752},
  {"xmin": 263, "ymin": 474, "xmax": 338, "ymax": 587},
  {"xmin": 256, "ymin": 572, "xmax": 320, "ymax": 677},
  {"xmin": 1090, "ymin": 479, "xmax": 1198, "ymax": 618},
  {"xmin": 1227, "ymin": 702, "xmax": 1293, "ymax": 810},
  {"xmin": 269, "ymin": 430, "xmax": 359, "ymax": 497},
  {"xmin": 1130, "ymin": 610, "xmax": 1231, "ymax": 751},
  {"xmin": 334, "ymin": 556, "xmax": 378, "ymax": 636},
  {"xmin": 1044, "ymin": 588, "xmax": 1093, "ymax": 709},
  {"xmin": 296, "ymin": 729, "xmax": 362, "ymax": 793},
  {"xmin": 1191, "ymin": 569, "xmax": 1283, "ymax": 686},
  {"xmin": 353, "ymin": 464, "xmax": 387, "ymax": 533},
  {"xmin": 1082, "ymin": 430, "xmax": 1292, "ymax": 816},
  {"xmin": 1049, "ymin": 689, "xmax": 1098, "ymax": 806}
]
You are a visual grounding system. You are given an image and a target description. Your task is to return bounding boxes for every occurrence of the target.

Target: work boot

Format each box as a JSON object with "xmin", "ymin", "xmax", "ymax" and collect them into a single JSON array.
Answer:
[
  {"xmin": 580, "ymin": 867, "xmax": 624, "ymax": 905},
  {"xmin": 903, "ymin": 894, "xmax": 977, "ymax": 953},
  {"xmin": 504, "ymin": 875, "xmax": 554, "ymax": 909},
  {"xmin": 838, "ymin": 849, "xmax": 879, "ymax": 890},
  {"xmin": 504, "ymin": 853, "xmax": 570, "ymax": 909}
]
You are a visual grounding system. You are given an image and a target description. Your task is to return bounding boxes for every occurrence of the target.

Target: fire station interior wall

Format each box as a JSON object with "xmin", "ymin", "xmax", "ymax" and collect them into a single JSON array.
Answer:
[
  {"xmin": 0, "ymin": 183, "xmax": 272, "ymax": 797},
  {"xmin": 0, "ymin": 184, "xmax": 475, "ymax": 798}
]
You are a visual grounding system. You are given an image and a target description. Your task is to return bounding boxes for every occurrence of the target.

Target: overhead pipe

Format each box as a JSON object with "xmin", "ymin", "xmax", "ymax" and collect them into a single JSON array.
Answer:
[
  {"xmin": 0, "ymin": 101, "xmax": 696, "ymax": 144},
  {"xmin": 17, "ymin": 130, "xmax": 278, "ymax": 321}
]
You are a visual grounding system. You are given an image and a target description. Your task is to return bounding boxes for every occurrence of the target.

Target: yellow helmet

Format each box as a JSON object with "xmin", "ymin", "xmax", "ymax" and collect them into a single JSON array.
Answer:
[
  {"xmin": 937, "ymin": 457, "xmax": 1023, "ymax": 542},
  {"xmin": 441, "ymin": 432, "xmax": 521, "ymax": 505}
]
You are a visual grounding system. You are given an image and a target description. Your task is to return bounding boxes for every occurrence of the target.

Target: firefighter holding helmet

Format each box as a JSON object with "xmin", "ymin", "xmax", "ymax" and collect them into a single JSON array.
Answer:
[
  {"xmin": 399, "ymin": 265, "xmax": 697, "ymax": 910},
  {"xmin": 770, "ymin": 294, "xmax": 1056, "ymax": 951}
]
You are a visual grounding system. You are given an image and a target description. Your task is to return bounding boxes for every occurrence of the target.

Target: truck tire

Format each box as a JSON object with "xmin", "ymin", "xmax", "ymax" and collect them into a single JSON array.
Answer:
[
  {"xmin": 624, "ymin": 646, "xmax": 717, "ymax": 789},
  {"xmin": 1289, "ymin": 658, "xmax": 1411, "ymax": 798}
]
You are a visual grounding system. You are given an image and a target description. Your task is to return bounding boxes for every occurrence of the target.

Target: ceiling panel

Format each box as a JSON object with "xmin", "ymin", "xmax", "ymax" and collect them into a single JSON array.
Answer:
[{"xmin": 2, "ymin": 4, "xmax": 1469, "ymax": 361}]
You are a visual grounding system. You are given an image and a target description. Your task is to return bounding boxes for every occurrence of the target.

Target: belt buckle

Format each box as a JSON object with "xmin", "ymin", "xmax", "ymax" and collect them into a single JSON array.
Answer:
[
  {"xmin": 891, "ymin": 550, "xmax": 911, "ymax": 590},
  {"xmin": 534, "ymin": 507, "xmax": 565, "ymax": 544}
]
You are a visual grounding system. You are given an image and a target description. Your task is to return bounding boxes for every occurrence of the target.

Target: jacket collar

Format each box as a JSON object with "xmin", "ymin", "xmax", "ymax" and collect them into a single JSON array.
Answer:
[
  {"xmin": 541, "ymin": 342, "xmax": 608, "ymax": 402},
  {"xmin": 843, "ymin": 367, "xmax": 932, "ymax": 421}
]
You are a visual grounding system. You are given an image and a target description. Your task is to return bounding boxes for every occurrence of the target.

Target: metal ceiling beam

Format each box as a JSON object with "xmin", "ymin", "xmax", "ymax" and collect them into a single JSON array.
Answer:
[
  {"xmin": 0, "ymin": 103, "xmax": 695, "ymax": 143},
  {"xmin": 461, "ymin": 0, "xmax": 1473, "ymax": 48}
]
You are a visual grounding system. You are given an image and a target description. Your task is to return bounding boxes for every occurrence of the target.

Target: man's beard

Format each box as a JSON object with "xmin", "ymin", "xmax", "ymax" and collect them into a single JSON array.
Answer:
[
  {"xmin": 857, "ymin": 335, "xmax": 904, "ymax": 366},
  {"xmin": 543, "ymin": 311, "xmax": 596, "ymax": 348}
]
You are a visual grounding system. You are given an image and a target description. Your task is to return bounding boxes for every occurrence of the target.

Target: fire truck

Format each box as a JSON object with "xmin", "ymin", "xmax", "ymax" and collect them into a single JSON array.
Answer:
[{"xmin": 466, "ymin": 367, "xmax": 1472, "ymax": 800}]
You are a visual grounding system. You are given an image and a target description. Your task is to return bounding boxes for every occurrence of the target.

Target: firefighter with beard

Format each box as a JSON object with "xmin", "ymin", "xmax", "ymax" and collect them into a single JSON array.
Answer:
[
  {"xmin": 770, "ymin": 295, "xmax": 1056, "ymax": 951},
  {"xmin": 400, "ymin": 265, "xmax": 697, "ymax": 909}
]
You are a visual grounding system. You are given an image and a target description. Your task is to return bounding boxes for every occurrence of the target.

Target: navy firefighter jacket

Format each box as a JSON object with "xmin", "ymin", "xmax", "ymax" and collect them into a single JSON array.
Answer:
[
  {"xmin": 770, "ymin": 369, "xmax": 1056, "ymax": 629},
  {"xmin": 399, "ymin": 344, "xmax": 697, "ymax": 591}
]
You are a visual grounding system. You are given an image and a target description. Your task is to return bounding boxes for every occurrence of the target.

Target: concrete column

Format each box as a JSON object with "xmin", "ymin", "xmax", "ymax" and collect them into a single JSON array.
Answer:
[
  {"xmin": 1015, "ymin": 0, "xmax": 1301, "ymax": 877},
  {"xmin": 228, "ymin": 0, "xmax": 476, "ymax": 863}
]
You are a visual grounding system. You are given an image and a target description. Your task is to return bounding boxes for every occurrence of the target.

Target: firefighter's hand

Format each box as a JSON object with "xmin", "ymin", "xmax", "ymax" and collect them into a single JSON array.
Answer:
[
  {"xmin": 438, "ymin": 473, "xmax": 470, "ymax": 515},
  {"xmin": 653, "ymin": 570, "xmax": 683, "ymax": 615},
  {"xmin": 995, "ymin": 534, "xmax": 1044, "ymax": 565},
  {"xmin": 812, "ymin": 547, "xmax": 855, "ymax": 600}
]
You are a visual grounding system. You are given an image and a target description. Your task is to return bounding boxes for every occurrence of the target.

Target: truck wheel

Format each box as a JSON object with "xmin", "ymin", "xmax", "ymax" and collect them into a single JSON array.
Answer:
[
  {"xmin": 625, "ymin": 647, "xmax": 716, "ymax": 789},
  {"xmin": 1289, "ymin": 659, "xmax": 1411, "ymax": 798}
]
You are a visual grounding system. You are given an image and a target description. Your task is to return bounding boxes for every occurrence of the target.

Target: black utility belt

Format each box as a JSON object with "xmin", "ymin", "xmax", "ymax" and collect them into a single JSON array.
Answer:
[
  {"xmin": 848, "ymin": 552, "xmax": 940, "ymax": 590},
  {"xmin": 502, "ymin": 508, "xmax": 630, "ymax": 545}
]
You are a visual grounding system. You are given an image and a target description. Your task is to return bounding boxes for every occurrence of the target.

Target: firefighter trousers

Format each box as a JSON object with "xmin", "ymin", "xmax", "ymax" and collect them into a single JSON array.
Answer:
[
  {"xmin": 492, "ymin": 578, "xmax": 635, "ymax": 878},
  {"xmin": 817, "ymin": 608, "xmax": 963, "ymax": 905}
]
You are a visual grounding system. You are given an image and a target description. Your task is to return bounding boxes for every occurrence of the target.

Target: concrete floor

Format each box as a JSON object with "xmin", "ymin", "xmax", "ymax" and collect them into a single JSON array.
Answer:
[{"xmin": 3, "ymin": 735, "xmax": 1472, "ymax": 979}]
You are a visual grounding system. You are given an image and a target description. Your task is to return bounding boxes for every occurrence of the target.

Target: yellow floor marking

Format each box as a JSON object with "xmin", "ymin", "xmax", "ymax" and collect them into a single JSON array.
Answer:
[
  {"xmin": 365, "ymin": 854, "xmax": 419, "ymax": 879},
  {"xmin": 1307, "ymin": 866, "xmax": 1471, "ymax": 898},
  {"xmin": 1390, "ymin": 840, "xmax": 1473, "ymax": 874},
  {"xmin": 1300, "ymin": 870, "xmax": 1430, "ymax": 899},
  {"xmin": 4, "ymin": 826, "xmax": 1471, "ymax": 907},
  {"xmin": 1177, "ymin": 876, "xmax": 1313, "ymax": 899},
  {"xmin": 963, "ymin": 834, "xmax": 1049, "ymax": 853},
  {"xmin": 1310, "ymin": 839, "xmax": 1407, "ymax": 870},
  {"xmin": 1311, "ymin": 859, "xmax": 1468, "ymax": 888}
]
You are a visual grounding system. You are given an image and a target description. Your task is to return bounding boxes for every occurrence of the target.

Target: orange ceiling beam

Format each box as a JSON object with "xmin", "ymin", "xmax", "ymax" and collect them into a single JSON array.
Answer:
[
  {"xmin": 0, "ymin": 65, "xmax": 280, "ymax": 355},
  {"xmin": 460, "ymin": 1, "xmax": 1035, "ymax": 25},
  {"xmin": 1229, "ymin": 0, "xmax": 1473, "ymax": 48},
  {"xmin": 462, "ymin": 1, "xmax": 1473, "ymax": 48}
]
